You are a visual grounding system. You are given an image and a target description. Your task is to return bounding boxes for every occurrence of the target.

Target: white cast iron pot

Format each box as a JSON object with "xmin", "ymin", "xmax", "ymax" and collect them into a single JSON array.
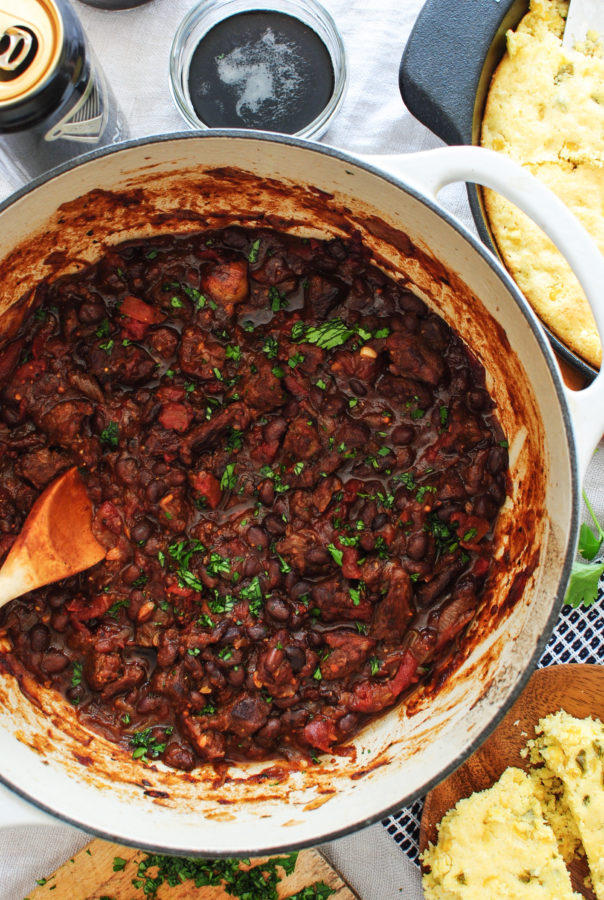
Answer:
[{"xmin": 0, "ymin": 133, "xmax": 603, "ymax": 854}]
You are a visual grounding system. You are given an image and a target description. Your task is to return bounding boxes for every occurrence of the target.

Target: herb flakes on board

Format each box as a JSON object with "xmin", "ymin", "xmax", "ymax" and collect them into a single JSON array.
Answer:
[{"xmin": 126, "ymin": 849, "xmax": 336, "ymax": 899}]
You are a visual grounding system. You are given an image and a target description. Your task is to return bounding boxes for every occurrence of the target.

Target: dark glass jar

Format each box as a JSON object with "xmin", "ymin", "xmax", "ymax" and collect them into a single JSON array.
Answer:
[{"xmin": 78, "ymin": 0, "xmax": 154, "ymax": 8}]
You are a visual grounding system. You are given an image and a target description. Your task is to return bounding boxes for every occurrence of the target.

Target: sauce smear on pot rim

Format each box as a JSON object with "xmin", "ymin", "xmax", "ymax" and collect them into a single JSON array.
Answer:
[{"xmin": 0, "ymin": 226, "xmax": 508, "ymax": 771}]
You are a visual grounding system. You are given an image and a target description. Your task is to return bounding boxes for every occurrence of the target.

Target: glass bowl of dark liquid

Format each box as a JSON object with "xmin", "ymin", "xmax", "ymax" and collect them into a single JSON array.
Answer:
[{"xmin": 169, "ymin": 0, "xmax": 347, "ymax": 139}]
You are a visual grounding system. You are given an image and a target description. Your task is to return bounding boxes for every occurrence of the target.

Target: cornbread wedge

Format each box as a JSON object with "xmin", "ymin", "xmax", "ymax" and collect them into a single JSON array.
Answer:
[
  {"xmin": 533, "ymin": 711, "xmax": 604, "ymax": 899},
  {"xmin": 421, "ymin": 766, "xmax": 581, "ymax": 899}
]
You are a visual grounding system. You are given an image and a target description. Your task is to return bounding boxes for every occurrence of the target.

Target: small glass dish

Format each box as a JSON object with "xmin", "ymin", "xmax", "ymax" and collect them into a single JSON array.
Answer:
[{"xmin": 169, "ymin": 0, "xmax": 348, "ymax": 140}]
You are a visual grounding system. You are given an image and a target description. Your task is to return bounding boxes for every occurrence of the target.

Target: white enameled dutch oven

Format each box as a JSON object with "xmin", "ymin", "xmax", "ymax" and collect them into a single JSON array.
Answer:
[{"xmin": 0, "ymin": 132, "xmax": 603, "ymax": 855}]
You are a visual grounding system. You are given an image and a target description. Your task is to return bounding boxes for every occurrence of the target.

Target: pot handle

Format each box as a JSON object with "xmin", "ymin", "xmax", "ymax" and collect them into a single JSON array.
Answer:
[
  {"xmin": 360, "ymin": 145, "xmax": 604, "ymax": 479},
  {"xmin": 0, "ymin": 781, "xmax": 58, "ymax": 829},
  {"xmin": 399, "ymin": 0, "xmax": 520, "ymax": 145}
]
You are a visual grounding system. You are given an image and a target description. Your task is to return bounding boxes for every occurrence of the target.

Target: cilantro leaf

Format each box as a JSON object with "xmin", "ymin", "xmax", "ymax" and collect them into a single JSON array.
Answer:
[{"xmin": 565, "ymin": 558, "xmax": 604, "ymax": 608}]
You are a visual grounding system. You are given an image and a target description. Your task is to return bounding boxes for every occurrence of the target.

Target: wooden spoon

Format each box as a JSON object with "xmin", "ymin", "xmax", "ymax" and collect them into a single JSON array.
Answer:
[
  {"xmin": 0, "ymin": 466, "xmax": 106, "ymax": 608},
  {"xmin": 420, "ymin": 664, "xmax": 604, "ymax": 899}
]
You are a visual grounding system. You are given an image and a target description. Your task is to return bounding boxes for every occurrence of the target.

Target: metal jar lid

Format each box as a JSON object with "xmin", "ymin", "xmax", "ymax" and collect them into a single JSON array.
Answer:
[{"xmin": 0, "ymin": 0, "xmax": 63, "ymax": 105}]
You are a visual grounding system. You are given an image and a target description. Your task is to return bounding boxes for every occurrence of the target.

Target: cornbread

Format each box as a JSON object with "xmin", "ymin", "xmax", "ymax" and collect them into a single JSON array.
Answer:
[
  {"xmin": 527, "ymin": 765, "xmax": 583, "ymax": 864},
  {"xmin": 533, "ymin": 711, "xmax": 604, "ymax": 899},
  {"xmin": 422, "ymin": 711, "xmax": 604, "ymax": 899},
  {"xmin": 421, "ymin": 767, "xmax": 581, "ymax": 899},
  {"xmin": 481, "ymin": 0, "xmax": 604, "ymax": 368}
]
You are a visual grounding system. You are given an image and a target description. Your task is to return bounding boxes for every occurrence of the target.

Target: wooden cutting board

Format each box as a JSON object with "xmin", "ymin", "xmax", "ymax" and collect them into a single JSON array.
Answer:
[
  {"xmin": 420, "ymin": 663, "xmax": 604, "ymax": 900},
  {"xmin": 27, "ymin": 839, "xmax": 358, "ymax": 899}
]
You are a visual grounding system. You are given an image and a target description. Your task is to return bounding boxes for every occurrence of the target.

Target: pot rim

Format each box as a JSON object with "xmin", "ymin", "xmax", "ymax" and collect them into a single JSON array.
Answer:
[{"xmin": 0, "ymin": 130, "xmax": 581, "ymax": 852}]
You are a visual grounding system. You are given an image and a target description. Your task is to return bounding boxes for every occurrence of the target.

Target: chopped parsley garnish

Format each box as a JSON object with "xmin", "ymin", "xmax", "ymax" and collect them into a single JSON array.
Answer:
[
  {"xmin": 107, "ymin": 597, "xmax": 130, "ymax": 618},
  {"xmin": 248, "ymin": 238, "xmax": 261, "ymax": 262},
  {"xmin": 327, "ymin": 543, "xmax": 343, "ymax": 566},
  {"xmin": 206, "ymin": 551, "xmax": 231, "ymax": 579},
  {"xmin": 130, "ymin": 726, "xmax": 173, "ymax": 761},
  {"xmin": 262, "ymin": 335, "xmax": 279, "ymax": 358},
  {"xmin": 269, "ymin": 286, "xmax": 288, "ymax": 311},
  {"xmin": 167, "ymin": 539, "xmax": 205, "ymax": 591},
  {"xmin": 220, "ymin": 462, "xmax": 237, "ymax": 490},
  {"xmin": 226, "ymin": 427, "xmax": 244, "ymax": 451},
  {"xmin": 288, "ymin": 352, "xmax": 305, "ymax": 368},
  {"xmin": 349, "ymin": 586, "xmax": 361, "ymax": 606},
  {"xmin": 126, "ymin": 851, "xmax": 313, "ymax": 900},
  {"xmin": 100, "ymin": 421, "xmax": 119, "ymax": 448},
  {"xmin": 71, "ymin": 660, "xmax": 83, "ymax": 688},
  {"xmin": 181, "ymin": 282, "xmax": 206, "ymax": 309},
  {"xmin": 95, "ymin": 318, "xmax": 111, "ymax": 338},
  {"xmin": 293, "ymin": 461, "xmax": 305, "ymax": 475},
  {"xmin": 99, "ymin": 339, "xmax": 114, "ymax": 354},
  {"xmin": 226, "ymin": 344, "xmax": 242, "ymax": 363},
  {"xmin": 369, "ymin": 656, "xmax": 380, "ymax": 676}
]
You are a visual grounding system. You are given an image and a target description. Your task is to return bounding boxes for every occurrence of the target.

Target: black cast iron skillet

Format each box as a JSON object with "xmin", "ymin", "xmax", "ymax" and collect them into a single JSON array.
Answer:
[{"xmin": 399, "ymin": 0, "xmax": 597, "ymax": 383}]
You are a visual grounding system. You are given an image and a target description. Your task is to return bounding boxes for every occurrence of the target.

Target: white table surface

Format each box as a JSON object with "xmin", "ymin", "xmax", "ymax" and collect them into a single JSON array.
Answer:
[{"xmin": 0, "ymin": 1, "xmax": 601, "ymax": 898}]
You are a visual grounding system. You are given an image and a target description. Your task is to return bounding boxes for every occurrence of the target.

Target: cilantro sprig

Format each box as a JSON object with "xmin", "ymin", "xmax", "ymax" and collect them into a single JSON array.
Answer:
[{"xmin": 565, "ymin": 491, "xmax": 604, "ymax": 608}]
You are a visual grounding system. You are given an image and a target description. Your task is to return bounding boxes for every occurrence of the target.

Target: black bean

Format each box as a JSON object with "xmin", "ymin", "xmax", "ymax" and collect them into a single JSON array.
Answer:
[
  {"xmin": 78, "ymin": 301, "xmax": 105, "ymax": 324},
  {"xmin": 247, "ymin": 526, "xmax": 269, "ymax": 549},
  {"xmin": 163, "ymin": 742, "xmax": 195, "ymax": 771},
  {"xmin": 474, "ymin": 494, "xmax": 498, "ymax": 519},
  {"xmin": 257, "ymin": 479, "xmax": 275, "ymax": 506},
  {"xmin": 227, "ymin": 667, "xmax": 245, "ymax": 686},
  {"xmin": 349, "ymin": 378, "xmax": 368, "ymax": 397},
  {"xmin": 263, "ymin": 417, "xmax": 287, "ymax": 443},
  {"xmin": 41, "ymin": 649, "xmax": 70, "ymax": 674},
  {"xmin": 487, "ymin": 445, "xmax": 508, "ymax": 475},
  {"xmin": 131, "ymin": 520, "xmax": 152, "ymax": 543},
  {"xmin": 146, "ymin": 480, "xmax": 164, "ymax": 503},
  {"xmin": 290, "ymin": 580, "xmax": 312, "ymax": 601},
  {"xmin": 390, "ymin": 423, "xmax": 414, "ymax": 445},
  {"xmin": 256, "ymin": 719, "xmax": 281, "ymax": 746},
  {"xmin": 47, "ymin": 590, "xmax": 67, "ymax": 610},
  {"xmin": 243, "ymin": 557, "xmax": 261, "ymax": 577},
  {"xmin": 306, "ymin": 547, "xmax": 330, "ymax": 567},
  {"xmin": 29, "ymin": 624, "xmax": 50, "ymax": 652},
  {"xmin": 2, "ymin": 407, "xmax": 20, "ymax": 426},
  {"xmin": 265, "ymin": 597, "xmax": 290, "ymax": 622},
  {"xmin": 339, "ymin": 713, "xmax": 359, "ymax": 733},
  {"xmin": 284, "ymin": 645, "xmax": 305, "ymax": 672},
  {"xmin": 122, "ymin": 564, "xmax": 142, "ymax": 585},
  {"xmin": 263, "ymin": 514, "xmax": 286, "ymax": 536},
  {"xmin": 247, "ymin": 623, "xmax": 268, "ymax": 641},
  {"xmin": 407, "ymin": 532, "xmax": 428, "ymax": 561},
  {"xmin": 50, "ymin": 611, "xmax": 69, "ymax": 633},
  {"xmin": 467, "ymin": 389, "xmax": 489, "ymax": 411}
]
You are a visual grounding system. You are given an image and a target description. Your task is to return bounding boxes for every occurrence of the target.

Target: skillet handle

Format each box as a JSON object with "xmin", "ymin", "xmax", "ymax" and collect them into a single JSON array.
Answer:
[
  {"xmin": 399, "ymin": 0, "xmax": 520, "ymax": 144},
  {"xmin": 363, "ymin": 145, "xmax": 604, "ymax": 480},
  {"xmin": 0, "ymin": 781, "xmax": 58, "ymax": 829}
]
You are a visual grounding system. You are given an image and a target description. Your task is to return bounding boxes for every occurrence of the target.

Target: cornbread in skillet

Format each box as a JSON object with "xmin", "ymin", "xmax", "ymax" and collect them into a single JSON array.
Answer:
[
  {"xmin": 532, "ymin": 711, "xmax": 604, "ymax": 899},
  {"xmin": 481, "ymin": 0, "xmax": 604, "ymax": 368},
  {"xmin": 421, "ymin": 766, "xmax": 581, "ymax": 899}
]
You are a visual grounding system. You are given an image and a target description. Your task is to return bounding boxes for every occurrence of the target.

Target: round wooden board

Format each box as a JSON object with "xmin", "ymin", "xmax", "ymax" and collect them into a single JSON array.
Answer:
[{"xmin": 420, "ymin": 663, "xmax": 604, "ymax": 900}]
